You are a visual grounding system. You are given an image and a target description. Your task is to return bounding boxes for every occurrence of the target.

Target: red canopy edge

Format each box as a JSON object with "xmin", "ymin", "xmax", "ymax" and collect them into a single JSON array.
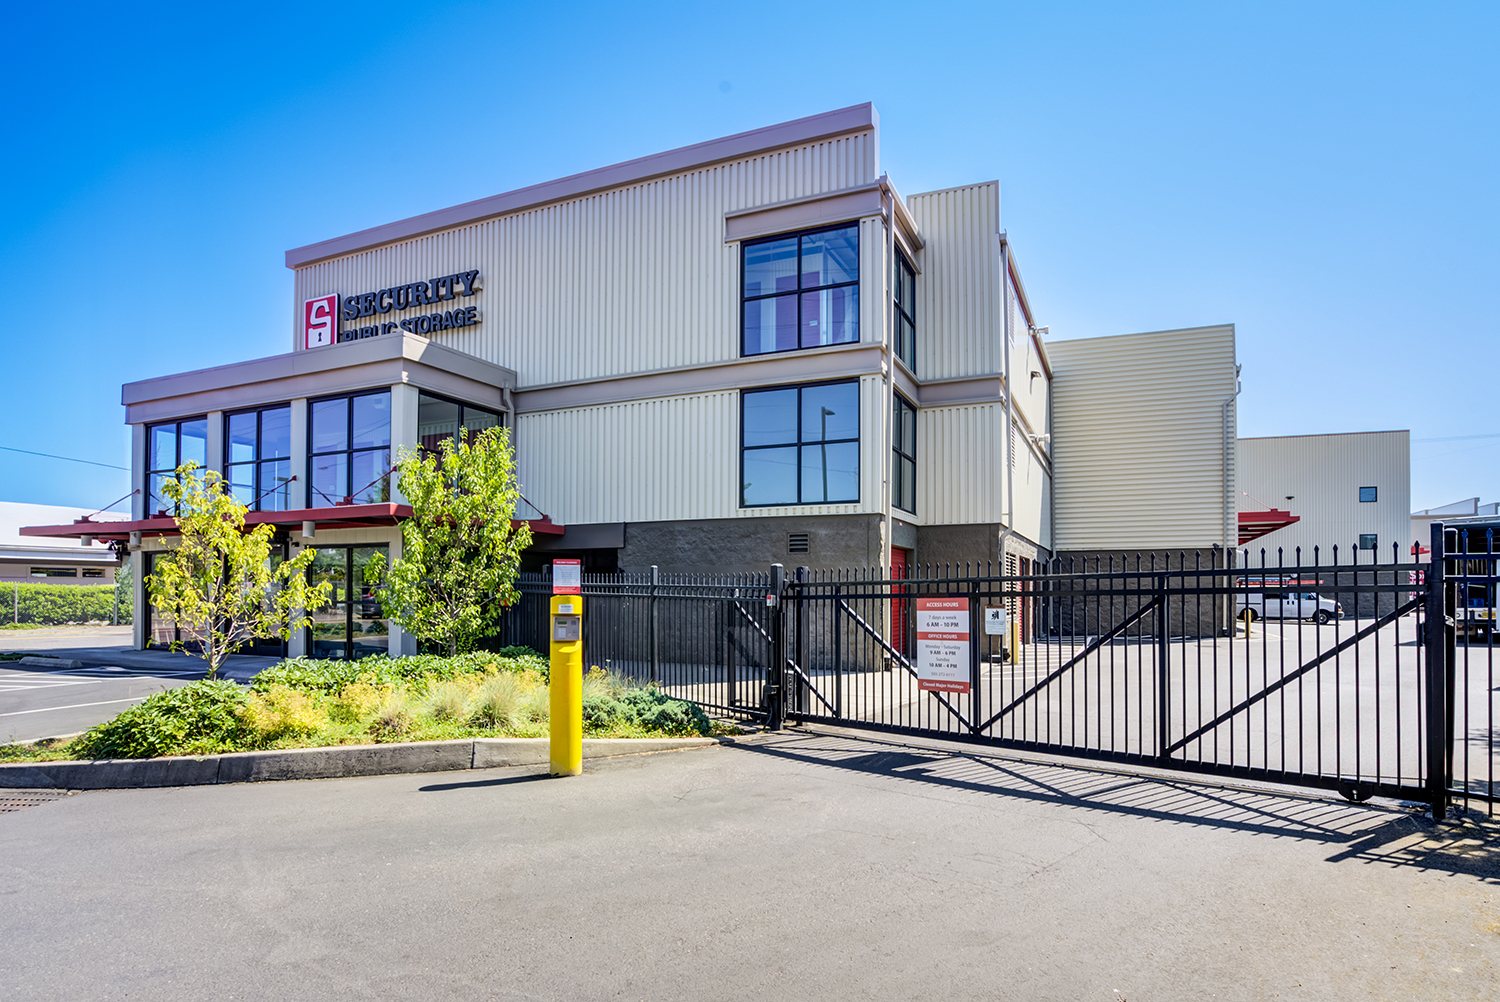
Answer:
[
  {"xmin": 1238, "ymin": 509, "xmax": 1300, "ymax": 547},
  {"xmin": 19, "ymin": 504, "xmax": 564, "ymax": 541}
]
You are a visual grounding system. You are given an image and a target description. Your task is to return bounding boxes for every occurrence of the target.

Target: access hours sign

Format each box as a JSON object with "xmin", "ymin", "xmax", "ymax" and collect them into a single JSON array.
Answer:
[{"xmin": 915, "ymin": 596, "xmax": 971, "ymax": 694}]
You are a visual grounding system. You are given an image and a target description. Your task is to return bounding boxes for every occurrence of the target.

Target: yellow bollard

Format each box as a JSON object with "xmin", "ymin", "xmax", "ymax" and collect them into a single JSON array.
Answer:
[
  {"xmin": 1241, "ymin": 608, "xmax": 1253, "ymax": 639},
  {"xmin": 549, "ymin": 594, "xmax": 583, "ymax": 776}
]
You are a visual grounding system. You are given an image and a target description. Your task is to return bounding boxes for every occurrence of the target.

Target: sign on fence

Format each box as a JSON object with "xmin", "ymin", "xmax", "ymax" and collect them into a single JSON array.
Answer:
[
  {"xmin": 916, "ymin": 596, "xmax": 971, "ymax": 693},
  {"xmin": 983, "ymin": 606, "xmax": 1008, "ymax": 636},
  {"xmin": 552, "ymin": 559, "xmax": 581, "ymax": 595}
]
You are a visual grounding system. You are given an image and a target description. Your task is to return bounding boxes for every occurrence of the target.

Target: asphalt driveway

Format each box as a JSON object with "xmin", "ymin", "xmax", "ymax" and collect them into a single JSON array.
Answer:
[{"xmin": 1, "ymin": 729, "xmax": 1496, "ymax": 1000}]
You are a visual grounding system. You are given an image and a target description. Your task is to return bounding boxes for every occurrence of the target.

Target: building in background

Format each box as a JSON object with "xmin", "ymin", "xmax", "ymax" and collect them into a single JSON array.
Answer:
[
  {"xmin": 0, "ymin": 502, "xmax": 127, "ymax": 585},
  {"xmin": 1046, "ymin": 326, "xmax": 1240, "ymax": 567},
  {"xmin": 1236, "ymin": 431, "xmax": 1411, "ymax": 564},
  {"xmin": 1411, "ymin": 497, "xmax": 1499, "ymax": 558}
]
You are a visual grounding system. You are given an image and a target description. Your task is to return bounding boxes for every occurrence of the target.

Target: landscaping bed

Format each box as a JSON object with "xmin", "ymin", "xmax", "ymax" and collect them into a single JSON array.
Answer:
[{"xmin": 0, "ymin": 648, "xmax": 733, "ymax": 764}]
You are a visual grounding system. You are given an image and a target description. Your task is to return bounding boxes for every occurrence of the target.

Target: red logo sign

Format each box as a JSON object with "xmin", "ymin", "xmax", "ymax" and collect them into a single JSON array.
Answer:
[{"xmin": 304, "ymin": 294, "xmax": 338, "ymax": 349}]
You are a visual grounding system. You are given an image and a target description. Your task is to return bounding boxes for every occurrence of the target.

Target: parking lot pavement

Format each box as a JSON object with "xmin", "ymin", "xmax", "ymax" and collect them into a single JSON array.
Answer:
[
  {"xmin": 1, "ymin": 730, "xmax": 1495, "ymax": 1001},
  {"xmin": 0, "ymin": 664, "xmax": 194, "ymax": 743}
]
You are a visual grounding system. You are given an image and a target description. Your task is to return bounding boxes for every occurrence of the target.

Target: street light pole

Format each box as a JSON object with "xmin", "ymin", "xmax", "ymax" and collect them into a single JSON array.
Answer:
[{"xmin": 820, "ymin": 407, "xmax": 833, "ymax": 501}]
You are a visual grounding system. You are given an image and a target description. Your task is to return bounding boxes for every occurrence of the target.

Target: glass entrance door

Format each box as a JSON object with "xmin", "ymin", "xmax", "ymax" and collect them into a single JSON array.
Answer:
[{"xmin": 306, "ymin": 545, "xmax": 390, "ymax": 660}]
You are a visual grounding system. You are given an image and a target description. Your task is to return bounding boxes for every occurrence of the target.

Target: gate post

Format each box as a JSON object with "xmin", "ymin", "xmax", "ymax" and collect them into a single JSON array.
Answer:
[
  {"xmin": 768, "ymin": 563, "xmax": 785, "ymax": 731},
  {"xmin": 1424, "ymin": 522, "xmax": 1450, "ymax": 820},
  {"xmin": 1156, "ymin": 574, "xmax": 1170, "ymax": 764},
  {"xmin": 793, "ymin": 566, "xmax": 810, "ymax": 717},
  {"xmin": 649, "ymin": 564, "xmax": 660, "ymax": 685}
]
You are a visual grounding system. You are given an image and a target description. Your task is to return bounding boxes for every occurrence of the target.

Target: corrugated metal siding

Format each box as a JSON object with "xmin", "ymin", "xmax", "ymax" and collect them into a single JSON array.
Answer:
[
  {"xmin": 906, "ymin": 183, "xmax": 1000, "ymax": 381},
  {"xmin": 517, "ymin": 375, "xmax": 886, "ymax": 525},
  {"xmin": 1048, "ymin": 326, "xmax": 1237, "ymax": 551},
  {"xmin": 918, "ymin": 403, "xmax": 1004, "ymax": 524},
  {"xmin": 293, "ymin": 133, "xmax": 877, "ymax": 386},
  {"xmin": 1237, "ymin": 431, "xmax": 1411, "ymax": 562}
]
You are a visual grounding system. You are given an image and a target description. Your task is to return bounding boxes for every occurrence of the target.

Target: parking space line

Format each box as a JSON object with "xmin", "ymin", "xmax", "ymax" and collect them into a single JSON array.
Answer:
[{"xmin": 0, "ymin": 696, "xmax": 151, "ymax": 718}]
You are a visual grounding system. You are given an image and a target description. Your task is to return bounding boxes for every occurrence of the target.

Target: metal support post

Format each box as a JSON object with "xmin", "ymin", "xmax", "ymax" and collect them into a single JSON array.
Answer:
[
  {"xmin": 970, "ymin": 581, "xmax": 982, "ymax": 737},
  {"xmin": 768, "ymin": 563, "xmax": 785, "ymax": 730},
  {"xmin": 1423, "ymin": 521, "xmax": 1450, "ymax": 820},
  {"xmin": 1156, "ymin": 574, "xmax": 1170, "ymax": 764},
  {"xmin": 649, "ymin": 564, "xmax": 659, "ymax": 685},
  {"xmin": 793, "ymin": 566, "xmax": 809, "ymax": 717}
]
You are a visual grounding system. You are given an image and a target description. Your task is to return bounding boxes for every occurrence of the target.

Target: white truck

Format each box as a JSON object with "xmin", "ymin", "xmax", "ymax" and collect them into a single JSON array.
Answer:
[{"xmin": 1235, "ymin": 589, "xmax": 1343, "ymax": 625}]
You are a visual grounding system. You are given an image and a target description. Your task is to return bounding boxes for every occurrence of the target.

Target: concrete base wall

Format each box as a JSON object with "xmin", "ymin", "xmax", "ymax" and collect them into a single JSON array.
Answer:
[{"xmin": 618, "ymin": 514, "xmax": 887, "ymax": 575}]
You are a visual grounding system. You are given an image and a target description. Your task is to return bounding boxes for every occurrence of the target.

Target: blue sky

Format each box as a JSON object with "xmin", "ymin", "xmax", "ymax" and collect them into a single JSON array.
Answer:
[{"xmin": 1, "ymin": 0, "xmax": 1495, "ymax": 513}]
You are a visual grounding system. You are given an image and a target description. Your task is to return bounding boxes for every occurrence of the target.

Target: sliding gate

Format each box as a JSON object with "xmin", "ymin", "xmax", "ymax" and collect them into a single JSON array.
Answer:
[{"xmin": 495, "ymin": 524, "xmax": 1495, "ymax": 819}]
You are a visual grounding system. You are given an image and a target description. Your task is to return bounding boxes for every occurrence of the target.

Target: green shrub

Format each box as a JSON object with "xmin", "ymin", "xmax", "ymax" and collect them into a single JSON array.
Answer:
[
  {"xmin": 1, "ymin": 583, "xmax": 126, "ymax": 626},
  {"xmin": 69, "ymin": 680, "xmax": 248, "ymax": 759},
  {"xmin": 468, "ymin": 673, "xmax": 525, "ymax": 729},
  {"xmin": 252, "ymin": 650, "xmax": 547, "ymax": 696},
  {"xmin": 619, "ymin": 686, "xmax": 712, "ymax": 737}
]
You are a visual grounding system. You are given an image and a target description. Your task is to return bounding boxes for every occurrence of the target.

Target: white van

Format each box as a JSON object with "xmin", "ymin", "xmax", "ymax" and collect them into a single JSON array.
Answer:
[{"xmin": 1236, "ymin": 590, "xmax": 1343, "ymax": 624}]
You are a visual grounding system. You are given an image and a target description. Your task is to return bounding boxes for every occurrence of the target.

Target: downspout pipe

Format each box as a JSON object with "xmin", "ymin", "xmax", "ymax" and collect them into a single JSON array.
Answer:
[{"xmin": 999, "ymin": 233, "xmax": 1015, "ymax": 574}]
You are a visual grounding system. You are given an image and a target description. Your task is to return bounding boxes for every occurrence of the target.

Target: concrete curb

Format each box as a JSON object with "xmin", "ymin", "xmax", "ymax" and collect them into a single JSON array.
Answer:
[
  {"xmin": 16, "ymin": 656, "xmax": 81, "ymax": 669},
  {"xmin": 0, "ymin": 736, "xmax": 725, "ymax": 790}
]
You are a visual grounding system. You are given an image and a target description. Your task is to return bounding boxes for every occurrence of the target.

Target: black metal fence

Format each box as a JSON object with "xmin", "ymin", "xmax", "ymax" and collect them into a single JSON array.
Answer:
[{"xmin": 494, "ymin": 524, "xmax": 1496, "ymax": 820}]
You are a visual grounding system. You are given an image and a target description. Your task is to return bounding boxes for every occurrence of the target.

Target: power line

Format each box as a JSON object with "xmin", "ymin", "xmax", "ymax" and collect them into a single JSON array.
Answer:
[{"xmin": 0, "ymin": 444, "xmax": 129, "ymax": 471}]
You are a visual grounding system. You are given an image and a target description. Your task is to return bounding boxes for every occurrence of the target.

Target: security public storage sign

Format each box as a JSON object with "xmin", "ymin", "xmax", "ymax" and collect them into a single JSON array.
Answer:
[
  {"xmin": 915, "ymin": 596, "xmax": 971, "ymax": 694},
  {"xmin": 304, "ymin": 295, "xmax": 338, "ymax": 349},
  {"xmin": 552, "ymin": 558, "xmax": 582, "ymax": 595}
]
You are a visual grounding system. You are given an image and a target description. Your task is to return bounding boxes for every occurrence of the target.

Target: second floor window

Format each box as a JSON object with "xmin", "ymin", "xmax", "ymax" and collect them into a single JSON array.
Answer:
[
  {"xmin": 146, "ymin": 417, "xmax": 207, "ymax": 514},
  {"xmin": 417, "ymin": 391, "xmax": 502, "ymax": 455},
  {"xmin": 742, "ymin": 380, "xmax": 859, "ymax": 507},
  {"xmin": 892, "ymin": 395, "xmax": 916, "ymax": 514},
  {"xmin": 309, "ymin": 390, "xmax": 391, "ymax": 506},
  {"xmin": 226, "ymin": 405, "xmax": 292, "ymax": 511},
  {"xmin": 894, "ymin": 251, "xmax": 916, "ymax": 371},
  {"xmin": 742, "ymin": 223, "xmax": 859, "ymax": 356}
]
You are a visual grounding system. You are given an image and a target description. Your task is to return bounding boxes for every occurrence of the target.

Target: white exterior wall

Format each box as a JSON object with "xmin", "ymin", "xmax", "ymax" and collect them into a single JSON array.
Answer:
[
  {"xmin": 1048, "ymin": 326, "xmax": 1237, "ymax": 552},
  {"xmin": 293, "ymin": 133, "xmax": 878, "ymax": 385},
  {"xmin": 1238, "ymin": 431, "xmax": 1411, "ymax": 561},
  {"xmin": 519, "ymin": 375, "xmax": 888, "ymax": 525},
  {"xmin": 917, "ymin": 403, "xmax": 1004, "ymax": 524},
  {"xmin": 906, "ymin": 184, "xmax": 1001, "ymax": 381}
]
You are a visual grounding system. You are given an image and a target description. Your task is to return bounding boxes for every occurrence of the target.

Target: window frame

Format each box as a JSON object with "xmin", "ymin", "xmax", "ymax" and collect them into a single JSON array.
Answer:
[
  {"xmin": 892, "ymin": 393, "xmax": 917, "ymax": 514},
  {"xmin": 893, "ymin": 249, "xmax": 916, "ymax": 373},
  {"xmin": 740, "ymin": 222, "xmax": 860, "ymax": 358},
  {"xmin": 307, "ymin": 389, "xmax": 393, "ymax": 508},
  {"xmin": 415, "ymin": 389, "xmax": 504, "ymax": 457},
  {"xmin": 1358, "ymin": 486, "xmax": 1378, "ymax": 503},
  {"xmin": 1358, "ymin": 533, "xmax": 1378, "ymax": 551},
  {"xmin": 145, "ymin": 415, "xmax": 208, "ymax": 515},
  {"xmin": 740, "ymin": 379, "xmax": 861, "ymax": 509},
  {"xmin": 223, "ymin": 404, "xmax": 293, "ymax": 512}
]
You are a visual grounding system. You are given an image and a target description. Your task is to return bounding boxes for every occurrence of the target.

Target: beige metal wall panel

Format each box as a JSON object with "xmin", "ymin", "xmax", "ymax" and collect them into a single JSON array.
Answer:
[
  {"xmin": 917, "ymin": 403, "xmax": 1004, "ymax": 525},
  {"xmin": 293, "ymin": 132, "xmax": 878, "ymax": 387},
  {"xmin": 516, "ymin": 375, "xmax": 886, "ymax": 526},
  {"xmin": 906, "ymin": 183, "xmax": 1001, "ymax": 382},
  {"xmin": 1237, "ymin": 431, "xmax": 1411, "ymax": 562},
  {"xmin": 1048, "ymin": 325, "xmax": 1238, "ymax": 552}
]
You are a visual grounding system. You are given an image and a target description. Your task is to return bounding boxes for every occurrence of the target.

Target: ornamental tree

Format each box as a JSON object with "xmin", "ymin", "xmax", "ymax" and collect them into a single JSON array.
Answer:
[
  {"xmin": 379, "ymin": 426, "xmax": 532, "ymax": 656},
  {"xmin": 147, "ymin": 464, "xmax": 331, "ymax": 680}
]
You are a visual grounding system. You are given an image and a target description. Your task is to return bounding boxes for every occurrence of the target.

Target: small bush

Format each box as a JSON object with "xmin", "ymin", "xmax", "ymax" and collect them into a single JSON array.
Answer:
[
  {"xmin": 619, "ymin": 687, "xmax": 712, "ymax": 737},
  {"xmin": 69, "ymin": 680, "xmax": 248, "ymax": 759},
  {"xmin": 370, "ymin": 691, "xmax": 415, "ymax": 740},
  {"xmin": 468, "ymin": 673, "xmax": 524, "ymax": 729},
  {"xmin": 2, "ymin": 583, "xmax": 125, "ymax": 626},
  {"xmin": 425, "ymin": 680, "xmax": 473, "ymax": 722},
  {"xmin": 328, "ymin": 681, "xmax": 385, "ymax": 724},
  {"xmin": 242, "ymin": 685, "xmax": 327, "ymax": 741},
  {"xmin": 253, "ymin": 650, "xmax": 548, "ymax": 696}
]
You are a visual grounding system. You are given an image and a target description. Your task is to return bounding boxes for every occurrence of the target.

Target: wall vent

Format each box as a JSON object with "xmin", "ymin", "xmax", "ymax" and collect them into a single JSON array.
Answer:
[{"xmin": 787, "ymin": 532, "xmax": 810, "ymax": 554}]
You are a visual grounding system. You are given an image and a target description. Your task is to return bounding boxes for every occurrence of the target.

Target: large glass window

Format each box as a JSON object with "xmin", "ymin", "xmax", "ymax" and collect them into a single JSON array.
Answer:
[
  {"xmin": 741, "ymin": 381, "xmax": 859, "ymax": 507},
  {"xmin": 742, "ymin": 223, "xmax": 859, "ymax": 356},
  {"xmin": 146, "ymin": 416, "xmax": 208, "ymax": 515},
  {"xmin": 225, "ymin": 405, "xmax": 292, "ymax": 511},
  {"xmin": 307, "ymin": 545, "xmax": 390, "ymax": 660},
  {"xmin": 309, "ymin": 390, "xmax": 391, "ymax": 507},
  {"xmin": 417, "ymin": 391, "xmax": 502, "ymax": 454},
  {"xmin": 894, "ymin": 250, "xmax": 916, "ymax": 372},
  {"xmin": 892, "ymin": 394, "xmax": 917, "ymax": 514}
]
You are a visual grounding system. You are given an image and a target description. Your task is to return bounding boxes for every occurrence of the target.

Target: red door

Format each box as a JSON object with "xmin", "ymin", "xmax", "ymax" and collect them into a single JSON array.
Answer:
[{"xmin": 891, "ymin": 547, "xmax": 911, "ymax": 656}]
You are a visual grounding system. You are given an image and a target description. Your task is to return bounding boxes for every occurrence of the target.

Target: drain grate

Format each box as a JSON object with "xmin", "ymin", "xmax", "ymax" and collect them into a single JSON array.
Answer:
[{"xmin": 0, "ymin": 790, "xmax": 73, "ymax": 813}]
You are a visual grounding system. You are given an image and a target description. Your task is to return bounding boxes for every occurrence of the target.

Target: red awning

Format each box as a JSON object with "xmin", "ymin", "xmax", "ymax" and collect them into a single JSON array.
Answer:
[
  {"xmin": 1238, "ymin": 509, "xmax": 1300, "ymax": 547},
  {"xmin": 20, "ymin": 504, "xmax": 563, "ymax": 541}
]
